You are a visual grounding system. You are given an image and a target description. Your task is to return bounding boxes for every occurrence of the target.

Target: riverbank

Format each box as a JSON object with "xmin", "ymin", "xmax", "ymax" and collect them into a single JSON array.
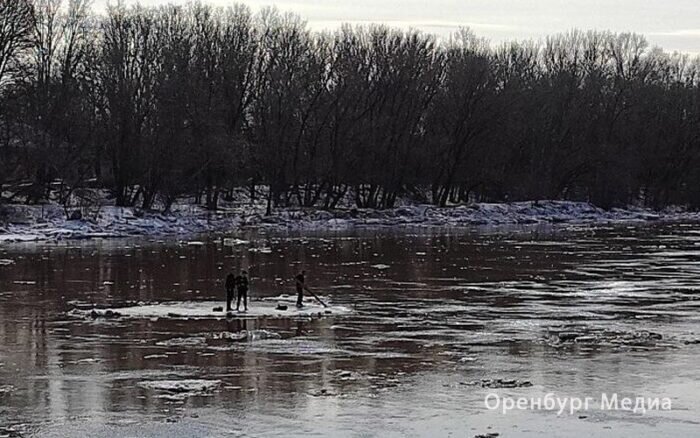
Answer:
[{"xmin": 1, "ymin": 199, "xmax": 698, "ymax": 242}]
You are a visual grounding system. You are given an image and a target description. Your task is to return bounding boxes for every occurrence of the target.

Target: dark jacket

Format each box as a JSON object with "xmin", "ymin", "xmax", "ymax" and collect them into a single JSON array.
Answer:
[
  {"xmin": 225, "ymin": 273, "xmax": 236, "ymax": 290},
  {"xmin": 237, "ymin": 275, "xmax": 249, "ymax": 291}
]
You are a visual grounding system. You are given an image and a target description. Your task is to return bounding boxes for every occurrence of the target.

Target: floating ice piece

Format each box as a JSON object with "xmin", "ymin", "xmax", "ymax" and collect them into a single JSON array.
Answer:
[
  {"xmin": 474, "ymin": 433, "xmax": 500, "ymax": 438},
  {"xmin": 371, "ymin": 264, "xmax": 391, "ymax": 270},
  {"xmin": 156, "ymin": 336, "xmax": 207, "ymax": 347},
  {"xmin": 462, "ymin": 378, "xmax": 533, "ymax": 388},
  {"xmin": 0, "ymin": 259, "xmax": 15, "ymax": 266},
  {"xmin": 0, "ymin": 385, "xmax": 15, "ymax": 394},
  {"xmin": 137, "ymin": 379, "xmax": 220, "ymax": 394},
  {"xmin": 144, "ymin": 354, "xmax": 168, "ymax": 359},
  {"xmin": 210, "ymin": 330, "xmax": 282, "ymax": 342},
  {"xmin": 309, "ymin": 388, "xmax": 338, "ymax": 397},
  {"xmin": 70, "ymin": 299, "xmax": 350, "ymax": 320},
  {"xmin": 248, "ymin": 247, "xmax": 273, "ymax": 254},
  {"xmin": 223, "ymin": 238, "xmax": 249, "ymax": 246},
  {"xmin": 72, "ymin": 358, "xmax": 102, "ymax": 364}
]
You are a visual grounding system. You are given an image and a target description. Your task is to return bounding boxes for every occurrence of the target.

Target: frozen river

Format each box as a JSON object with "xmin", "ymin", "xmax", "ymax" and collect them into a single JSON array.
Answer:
[{"xmin": 1, "ymin": 223, "xmax": 699, "ymax": 437}]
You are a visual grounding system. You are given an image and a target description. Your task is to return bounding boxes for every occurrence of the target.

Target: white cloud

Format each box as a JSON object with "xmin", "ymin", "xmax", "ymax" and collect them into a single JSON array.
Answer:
[
  {"xmin": 650, "ymin": 29, "xmax": 700, "ymax": 37},
  {"xmin": 92, "ymin": 0, "xmax": 700, "ymax": 53}
]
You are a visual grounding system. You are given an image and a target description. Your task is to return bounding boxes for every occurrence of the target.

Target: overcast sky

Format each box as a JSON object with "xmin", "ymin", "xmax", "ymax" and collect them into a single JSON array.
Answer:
[{"xmin": 100, "ymin": 0, "xmax": 700, "ymax": 54}]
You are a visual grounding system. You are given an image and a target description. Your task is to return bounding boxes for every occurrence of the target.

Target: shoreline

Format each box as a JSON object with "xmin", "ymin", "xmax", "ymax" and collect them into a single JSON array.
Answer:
[{"xmin": 1, "ymin": 200, "xmax": 699, "ymax": 242}]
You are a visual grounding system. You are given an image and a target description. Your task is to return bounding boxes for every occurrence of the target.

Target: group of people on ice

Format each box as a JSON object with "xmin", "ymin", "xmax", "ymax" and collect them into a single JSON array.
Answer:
[{"xmin": 225, "ymin": 269, "xmax": 306, "ymax": 312}]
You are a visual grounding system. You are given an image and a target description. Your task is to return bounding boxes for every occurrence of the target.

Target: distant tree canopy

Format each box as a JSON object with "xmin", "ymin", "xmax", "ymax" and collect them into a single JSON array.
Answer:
[{"xmin": 1, "ymin": 0, "xmax": 700, "ymax": 212}]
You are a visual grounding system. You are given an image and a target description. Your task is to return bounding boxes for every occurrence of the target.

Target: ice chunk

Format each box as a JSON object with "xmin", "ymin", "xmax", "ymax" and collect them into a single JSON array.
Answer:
[
  {"xmin": 0, "ymin": 384, "xmax": 15, "ymax": 394},
  {"xmin": 156, "ymin": 336, "xmax": 207, "ymax": 347},
  {"xmin": 68, "ymin": 299, "xmax": 350, "ymax": 320},
  {"xmin": 249, "ymin": 247, "xmax": 273, "ymax": 254},
  {"xmin": 137, "ymin": 379, "xmax": 221, "ymax": 394},
  {"xmin": 144, "ymin": 354, "xmax": 169, "ymax": 359},
  {"xmin": 223, "ymin": 238, "xmax": 249, "ymax": 246}
]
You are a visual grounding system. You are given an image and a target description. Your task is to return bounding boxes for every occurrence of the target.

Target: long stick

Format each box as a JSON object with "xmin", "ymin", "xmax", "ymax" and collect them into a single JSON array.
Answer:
[{"xmin": 304, "ymin": 286, "xmax": 328, "ymax": 308}]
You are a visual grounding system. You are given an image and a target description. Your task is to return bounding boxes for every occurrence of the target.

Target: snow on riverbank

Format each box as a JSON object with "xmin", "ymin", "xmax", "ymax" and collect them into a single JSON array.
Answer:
[{"xmin": 1, "ymin": 200, "xmax": 699, "ymax": 242}]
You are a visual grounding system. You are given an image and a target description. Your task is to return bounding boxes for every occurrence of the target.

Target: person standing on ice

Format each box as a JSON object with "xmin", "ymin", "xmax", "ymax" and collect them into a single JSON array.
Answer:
[
  {"xmin": 225, "ymin": 271, "xmax": 236, "ymax": 312},
  {"xmin": 295, "ymin": 270, "xmax": 306, "ymax": 307},
  {"xmin": 236, "ymin": 270, "xmax": 249, "ymax": 312}
]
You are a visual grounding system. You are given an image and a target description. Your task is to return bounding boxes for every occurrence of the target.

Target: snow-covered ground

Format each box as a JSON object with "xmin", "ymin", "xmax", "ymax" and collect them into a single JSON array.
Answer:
[{"xmin": 1, "ymin": 199, "xmax": 699, "ymax": 242}]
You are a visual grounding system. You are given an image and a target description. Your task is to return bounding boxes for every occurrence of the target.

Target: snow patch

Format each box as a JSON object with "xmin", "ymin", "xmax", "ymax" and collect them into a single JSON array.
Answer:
[{"xmin": 2, "ymin": 199, "xmax": 699, "ymax": 242}]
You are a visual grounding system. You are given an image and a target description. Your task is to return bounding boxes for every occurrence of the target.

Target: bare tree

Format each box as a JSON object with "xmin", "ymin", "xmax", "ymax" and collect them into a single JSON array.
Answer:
[
  {"xmin": 98, "ymin": 4, "xmax": 159, "ymax": 206},
  {"xmin": 0, "ymin": 0, "xmax": 34, "ymax": 92},
  {"xmin": 2, "ymin": 1, "xmax": 700, "ymax": 212},
  {"xmin": 24, "ymin": 0, "xmax": 95, "ymax": 205},
  {"xmin": 0, "ymin": 0, "xmax": 34, "ymax": 200},
  {"xmin": 427, "ymin": 28, "xmax": 496, "ymax": 206}
]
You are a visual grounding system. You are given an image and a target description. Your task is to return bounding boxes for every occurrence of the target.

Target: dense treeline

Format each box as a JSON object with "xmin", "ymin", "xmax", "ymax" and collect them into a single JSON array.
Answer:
[{"xmin": 1, "ymin": 0, "xmax": 700, "ymax": 214}]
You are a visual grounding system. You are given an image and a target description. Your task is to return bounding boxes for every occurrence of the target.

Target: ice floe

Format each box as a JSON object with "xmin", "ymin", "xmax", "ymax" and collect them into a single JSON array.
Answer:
[
  {"xmin": 69, "ymin": 299, "xmax": 351, "ymax": 320},
  {"xmin": 0, "ymin": 384, "xmax": 15, "ymax": 394},
  {"xmin": 137, "ymin": 379, "xmax": 220, "ymax": 396},
  {"xmin": 461, "ymin": 378, "xmax": 533, "ymax": 388}
]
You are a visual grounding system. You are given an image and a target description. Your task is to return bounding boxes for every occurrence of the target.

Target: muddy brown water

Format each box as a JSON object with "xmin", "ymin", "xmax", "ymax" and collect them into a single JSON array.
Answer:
[{"xmin": 1, "ymin": 223, "xmax": 699, "ymax": 437}]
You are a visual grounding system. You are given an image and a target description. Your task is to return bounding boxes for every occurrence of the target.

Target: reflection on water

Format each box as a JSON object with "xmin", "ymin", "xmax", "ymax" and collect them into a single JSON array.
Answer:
[{"xmin": 1, "ymin": 224, "xmax": 700, "ymax": 437}]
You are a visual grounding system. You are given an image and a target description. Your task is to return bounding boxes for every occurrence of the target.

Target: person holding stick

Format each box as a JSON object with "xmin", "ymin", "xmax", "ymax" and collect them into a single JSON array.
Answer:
[{"xmin": 295, "ymin": 270, "xmax": 328, "ymax": 308}]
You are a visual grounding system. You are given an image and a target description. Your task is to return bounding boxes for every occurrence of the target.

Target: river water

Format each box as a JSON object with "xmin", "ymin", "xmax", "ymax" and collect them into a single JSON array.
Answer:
[{"xmin": 1, "ymin": 223, "xmax": 699, "ymax": 437}]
